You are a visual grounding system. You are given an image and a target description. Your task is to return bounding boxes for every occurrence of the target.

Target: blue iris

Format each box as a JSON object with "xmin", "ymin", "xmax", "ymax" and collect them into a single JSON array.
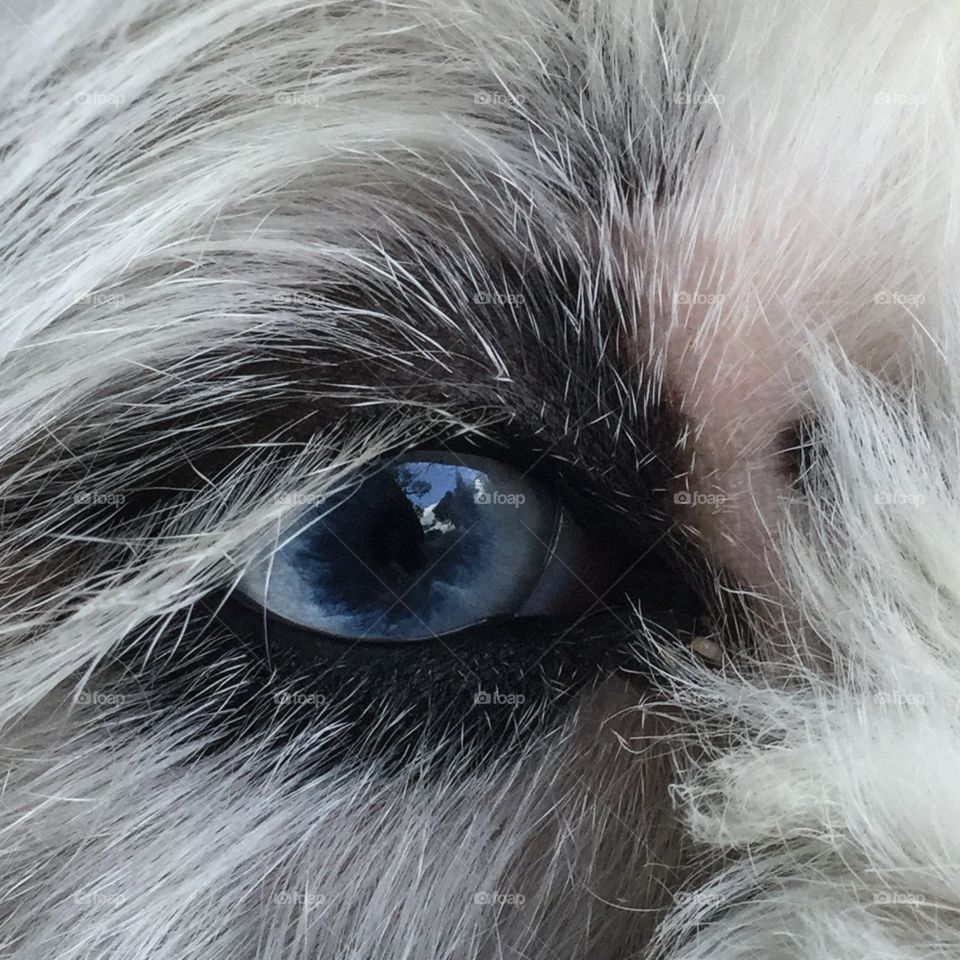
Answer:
[{"xmin": 239, "ymin": 454, "xmax": 556, "ymax": 640}]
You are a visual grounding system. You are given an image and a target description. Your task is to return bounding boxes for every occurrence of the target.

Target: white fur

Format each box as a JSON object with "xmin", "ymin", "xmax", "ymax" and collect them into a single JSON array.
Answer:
[{"xmin": 1, "ymin": 1, "xmax": 959, "ymax": 957}]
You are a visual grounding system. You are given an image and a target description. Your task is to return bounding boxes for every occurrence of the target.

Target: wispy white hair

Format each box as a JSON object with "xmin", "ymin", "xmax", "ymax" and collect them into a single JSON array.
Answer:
[{"xmin": 2, "ymin": 0, "xmax": 960, "ymax": 958}]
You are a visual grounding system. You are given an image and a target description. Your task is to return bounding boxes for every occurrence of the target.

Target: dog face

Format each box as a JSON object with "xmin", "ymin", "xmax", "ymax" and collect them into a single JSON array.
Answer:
[{"xmin": 3, "ymin": 1, "xmax": 959, "ymax": 958}]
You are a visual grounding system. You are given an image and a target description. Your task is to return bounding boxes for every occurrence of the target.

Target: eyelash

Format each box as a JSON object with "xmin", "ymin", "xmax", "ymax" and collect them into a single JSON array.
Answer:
[{"xmin": 97, "ymin": 420, "xmax": 706, "ymax": 770}]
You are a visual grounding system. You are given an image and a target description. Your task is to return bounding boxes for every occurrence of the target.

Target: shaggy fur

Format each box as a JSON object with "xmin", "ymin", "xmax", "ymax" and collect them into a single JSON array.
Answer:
[{"xmin": 2, "ymin": 0, "xmax": 960, "ymax": 957}]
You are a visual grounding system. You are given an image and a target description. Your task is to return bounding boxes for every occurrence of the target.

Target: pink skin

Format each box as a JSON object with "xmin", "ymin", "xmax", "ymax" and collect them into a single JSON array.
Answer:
[{"xmin": 626, "ymin": 228, "xmax": 810, "ymax": 599}]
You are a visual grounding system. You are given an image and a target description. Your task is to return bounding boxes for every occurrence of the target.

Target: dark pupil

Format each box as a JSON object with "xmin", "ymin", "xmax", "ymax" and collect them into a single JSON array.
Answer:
[
  {"xmin": 289, "ymin": 461, "xmax": 491, "ymax": 636},
  {"xmin": 358, "ymin": 473, "xmax": 427, "ymax": 579}
]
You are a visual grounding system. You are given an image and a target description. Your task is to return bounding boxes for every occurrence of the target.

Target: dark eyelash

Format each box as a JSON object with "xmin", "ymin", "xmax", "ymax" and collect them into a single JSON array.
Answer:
[
  {"xmin": 99, "ymin": 425, "xmax": 708, "ymax": 774},
  {"xmin": 82, "ymin": 382, "xmax": 709, "ymax": 770},
  {"xmin": 112, "ymin": 594, "xmax": 651, "ymax": 777}
]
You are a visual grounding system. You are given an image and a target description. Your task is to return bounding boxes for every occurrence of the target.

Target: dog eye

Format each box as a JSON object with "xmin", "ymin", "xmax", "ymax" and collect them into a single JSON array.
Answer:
[{"xmin": 235, "ymin": 452, "xmax": 602, "ymax": 641}]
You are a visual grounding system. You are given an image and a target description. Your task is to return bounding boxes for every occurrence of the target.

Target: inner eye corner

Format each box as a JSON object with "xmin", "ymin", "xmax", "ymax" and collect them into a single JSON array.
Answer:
[{"xmin": 778, "ymin": 414, "xmax": 822, "ymax": 488}]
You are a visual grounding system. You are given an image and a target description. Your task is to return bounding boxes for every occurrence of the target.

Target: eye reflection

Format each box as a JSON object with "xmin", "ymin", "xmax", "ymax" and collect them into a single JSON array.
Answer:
[{"xmin": 238, "ymin": 454, "xmax": 561, "ymax": 641}]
